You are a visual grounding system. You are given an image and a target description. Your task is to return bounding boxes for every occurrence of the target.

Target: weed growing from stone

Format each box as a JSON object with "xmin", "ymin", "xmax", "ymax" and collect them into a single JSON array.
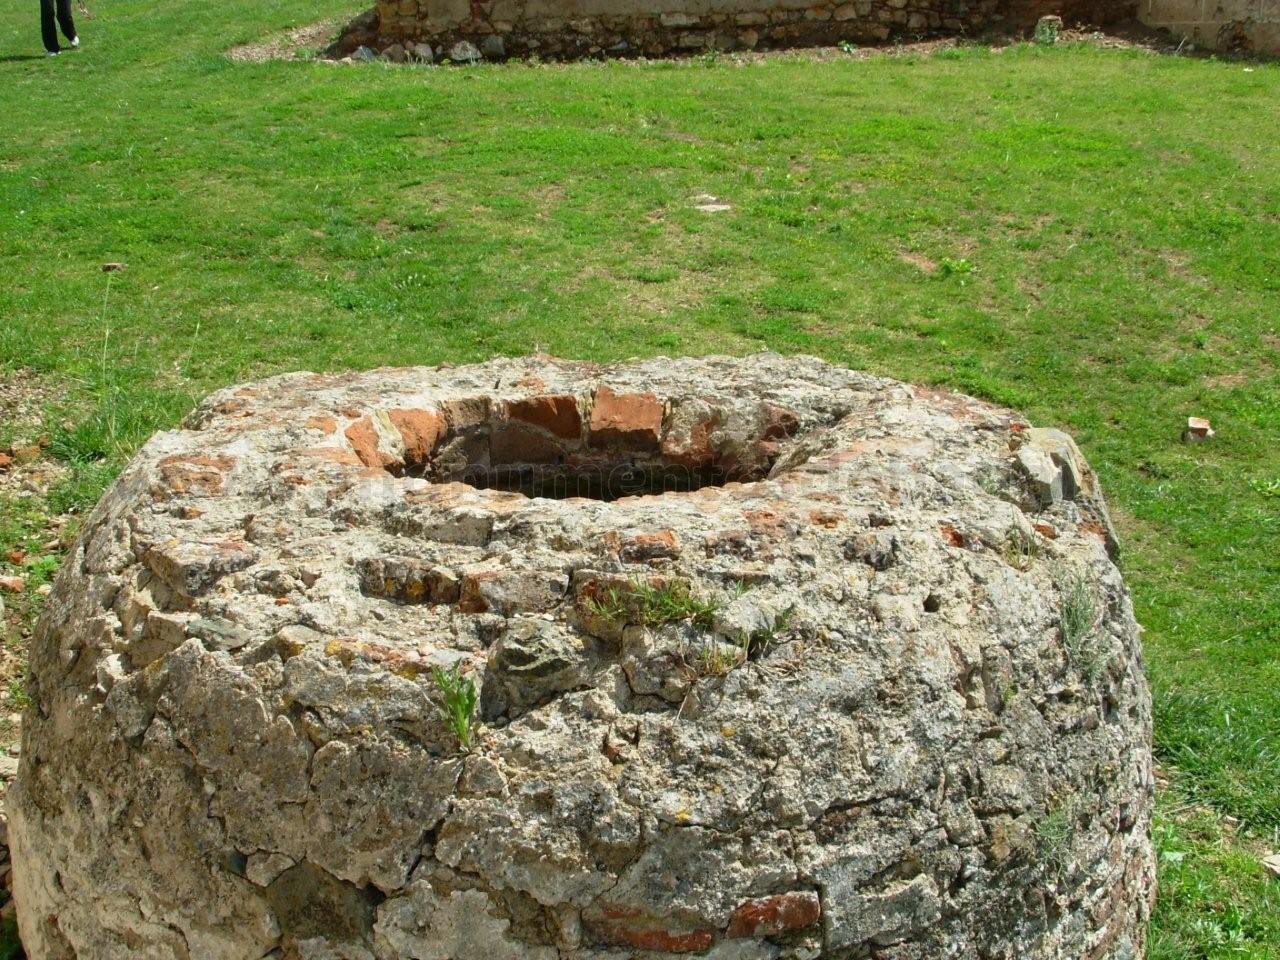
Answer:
[
  {"xmin": 586, "ymin": 579, "xmax": 719, "ymax": 629},
  {"xmin": 1000, "ymin": 524, "xmax": 1041, "ymax": 571},
  {"xmin": 738, "ymin": 603, "xmax": 796, "ymax": 659},
  {"xmin": 692, "ymin": 636, "xmax": 749, "ymax": 677},
  {"xmin": 1058, "ymin": 568, "xmax": 1103, "ymax": 680},
  {"xmin": 430, "ymin": 662, "xmax": 477, "ymax": 751},
  {"xmin": 1035, "ymin": 801, "xmax": 1076, "ymax": 878}
]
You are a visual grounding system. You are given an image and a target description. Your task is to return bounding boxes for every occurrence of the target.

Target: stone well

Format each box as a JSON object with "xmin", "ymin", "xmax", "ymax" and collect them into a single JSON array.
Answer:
[{"xmin": 9, "ymin": 355, "xmax": 1154, "ymax": 960}]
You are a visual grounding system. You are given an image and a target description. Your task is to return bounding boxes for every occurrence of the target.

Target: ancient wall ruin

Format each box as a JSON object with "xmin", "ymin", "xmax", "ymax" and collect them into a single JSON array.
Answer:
[
  {"xmin": 344, "ymin": 0, "xmax": 1135, "ymax": 60},
  {"xmin": 1140, "ymin": 0, "xmax": 1280, "ymax": 53}
]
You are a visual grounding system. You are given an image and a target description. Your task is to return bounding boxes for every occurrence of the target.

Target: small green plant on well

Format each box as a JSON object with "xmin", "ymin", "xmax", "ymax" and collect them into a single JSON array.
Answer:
[
  {"xmin": 430, "ymin": 662, "xmax": 477, "ymax": 751},
  {"xmin": 693, "ymin": 602, "xmax": 796, "ymax": 677},
  {"xmin": 586, "ymin": 579, "xmax": 719, "ymax": 629},
  {"xmin": 1059, "ymin": 568, "xmax": 1103, "ymax": 679},
  {"xmin": 1000, "ymin": 525, "xmax": 1041, "ymax": 571},
  {"xmin": 1035, "ymin": 802, "xmax": 1075, "ymax": 877},
  {"xmin": 739, "ymin": 603, "xmax": 796, "ymax": 658},
  {"xmin": 692, "ymin": 635, "xmax": 748, "ymax": 677}
]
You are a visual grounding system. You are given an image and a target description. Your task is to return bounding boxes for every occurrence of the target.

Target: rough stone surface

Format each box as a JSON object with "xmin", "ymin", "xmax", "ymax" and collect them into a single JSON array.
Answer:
[{"xmin": 9, "ymin": 355, "xmax": 1154, "ymax": 960}]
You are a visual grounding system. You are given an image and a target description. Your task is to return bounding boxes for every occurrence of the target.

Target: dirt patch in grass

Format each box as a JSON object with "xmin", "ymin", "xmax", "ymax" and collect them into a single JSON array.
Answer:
[
  {"xmin": 899, "ymin": 250, "xmax": 939, "ymax": 274},
  {"xmin": 1202, "ymin": 371, "xmax": 1247, "ymax": 390},
  {"xmin": 227, "ymin": 17, "xmax": 343, "ymax": 62}
]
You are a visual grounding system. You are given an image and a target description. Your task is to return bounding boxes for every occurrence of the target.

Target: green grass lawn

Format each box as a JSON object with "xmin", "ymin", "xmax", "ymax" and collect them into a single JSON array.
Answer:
[{"xmin": 2, "ymin": 1, "xmax": 1279, "ymax": 955}]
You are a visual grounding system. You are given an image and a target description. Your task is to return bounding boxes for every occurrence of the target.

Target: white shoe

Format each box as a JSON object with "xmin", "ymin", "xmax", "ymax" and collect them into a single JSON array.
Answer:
[
  {"xmin": 46, "ymin": 50, "xmax": 59, "ymax": 56},
  {"xmin": 69, "ymin": 36, "xmax": 80, "ymax": 47}
]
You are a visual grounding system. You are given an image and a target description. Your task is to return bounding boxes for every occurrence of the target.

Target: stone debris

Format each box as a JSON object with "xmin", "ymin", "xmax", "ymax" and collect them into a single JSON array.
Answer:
[
  {"xmin": 448, "ymin": 39, "xmax": 482, "ymax": 62},
  {"xmin": 1034, "ymin": 14, "xmax": 1063, "ymax": 43},
  {"xmin": 1183, "ymin": 416, "xmax": 1215, "ymax": 443},
  {"xmin": 0, "ymin": 578, "xmax": 22, "ymax": 595},
  {"xmin": 8, "ymin": 355, "xmax": 1154, "ymax": 960},
  {"xmin": 694, "ymin": 194, "xmax": 733, "ymax": 213},
  {"xmin": 411, "ymin": 41, "xmax": 435, "ymax": 61},
  {"xmin": 1263, "ymin": 853, "xmax": 1280, "ymax": 880}
]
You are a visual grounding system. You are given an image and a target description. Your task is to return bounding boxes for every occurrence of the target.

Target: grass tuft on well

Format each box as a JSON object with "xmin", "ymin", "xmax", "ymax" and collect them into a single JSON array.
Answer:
[
  {"xmin": 430, "ymin": 662, "xmax": 478, "ymax": 751},
  {"xmin": 586, "ymin": 578, "xmax": 720, "ymax": 629}
]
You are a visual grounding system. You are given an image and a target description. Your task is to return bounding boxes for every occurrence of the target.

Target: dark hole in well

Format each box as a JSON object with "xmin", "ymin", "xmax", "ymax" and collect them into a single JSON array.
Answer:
[
  {"xmin": 393, "ymin": 393, "xmax": 801, "ymax": 501},
  {"xmin": 459, "ymin": 462, "xmax": 740, "ymax": 502}
]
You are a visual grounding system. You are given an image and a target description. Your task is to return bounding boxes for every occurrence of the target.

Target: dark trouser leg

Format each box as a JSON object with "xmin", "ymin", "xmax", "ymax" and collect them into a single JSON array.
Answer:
[
  {"xmin": 40, "ymin": 0, "xmax": 59, "ymax": 51},
  {"xmin": 56, "ymin": 0, "xmax": 76, "ymax": 43}
]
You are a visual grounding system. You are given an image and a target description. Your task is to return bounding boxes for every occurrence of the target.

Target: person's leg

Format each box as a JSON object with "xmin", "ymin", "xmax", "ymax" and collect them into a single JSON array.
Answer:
[
  {"xmin": 40, "ymin": 0, "xmax": 60, "ymax": 52},
  {"xmin": 55, "ymin": 0, "xmax": 77, "ymax": 44}
]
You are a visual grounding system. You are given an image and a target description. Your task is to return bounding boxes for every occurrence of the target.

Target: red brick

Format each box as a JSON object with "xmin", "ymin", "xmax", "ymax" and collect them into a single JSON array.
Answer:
[
  {"xmin": 305, "ymin": 414, "xmax": 337, "ymax": 435},
  {"xmin": 507, "ymin": 394, "xmax": 582, "ymax": 439},
  {"xmin": 155, "ymin": 455, "xmax": 235, "ymax": 496},
  {"xmin": 727, "ymin": 891, "xmax": 821, "ymax": 939},
  {"xmin": 388, "ymin": 408, "xmax": 446, "ymax": 463},
  {"xmin": 940, "ymin": 523, "xmax": 965, "ymax": 548},
  {"xmin": 345, "ymin": 417, "xmax": 399, "ymax": 470},
  {"xmin": 591, "ymin": 908, "xmax": 715, "ymax": 953},
  {"xmin": 0, "ymin": 452, "xmax": 11, "ymax": 470},
  {"xmin": 589, "ymin": 386, "xmax": 663, "ymax": 449},
  {"xmin": 292, "ymin": 446, "xmax": 364, "ymax": 466},
  {"xmin": 809, "ymin": 510, "xmax": 843, "ymax": 529}
]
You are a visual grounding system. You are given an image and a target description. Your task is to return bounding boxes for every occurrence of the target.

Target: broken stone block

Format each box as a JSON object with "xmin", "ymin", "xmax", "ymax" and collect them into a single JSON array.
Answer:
[
  {"xmin": 1034, "ymin": 13, "xmax": 1063, "ymax": 43},
  {"xmin": 1016, "ymin": 445, "xmax": 1063, "ymax": 507},
  {"xmin": 1183, "ymin": 416, "xmax": 1215, "ymax": 443},
  {"xmin": 447, "ymin": 40, "xmax": 481, "ymax": 62}
]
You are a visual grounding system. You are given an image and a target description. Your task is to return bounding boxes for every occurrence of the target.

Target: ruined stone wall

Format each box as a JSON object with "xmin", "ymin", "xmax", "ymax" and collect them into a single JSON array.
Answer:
[
  {"xmin": 1139, "ymin": 0, "xmax": 1280, "ymax": 52},
  {"xmin": 374, "ymin": 0, "xmax": 995, "ymax": 57},
  {"xmin": 368, "ymin": 0, "xmax": 1131, "ymax": 58}
]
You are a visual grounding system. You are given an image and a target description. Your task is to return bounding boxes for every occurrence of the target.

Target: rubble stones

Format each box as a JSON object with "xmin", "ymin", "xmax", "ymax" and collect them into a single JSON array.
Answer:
[
  {"xmin": 9, "ymin": 354, "xmax": 1155, "ymax": 959},
  {"xmin": 480, "ymin": 33, "xmax": 507, "ymax": 58},
  {"xmin": 1183, "ymin": 416, "xmax": 1215, "ymax": 443},
  {"xmin": 448, "ymin": 39, "xmax": 482, "ymax": 60}
]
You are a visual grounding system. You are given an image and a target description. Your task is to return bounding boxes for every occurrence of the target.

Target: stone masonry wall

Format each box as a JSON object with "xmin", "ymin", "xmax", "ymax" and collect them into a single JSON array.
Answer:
[
  {"xmin": 365, "ymin": 0, "xmax": 1132, "ymax": 59},
  {"xmin": 1139, "ymin": 0, "xmax": 1280, "ymax": 52}
]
